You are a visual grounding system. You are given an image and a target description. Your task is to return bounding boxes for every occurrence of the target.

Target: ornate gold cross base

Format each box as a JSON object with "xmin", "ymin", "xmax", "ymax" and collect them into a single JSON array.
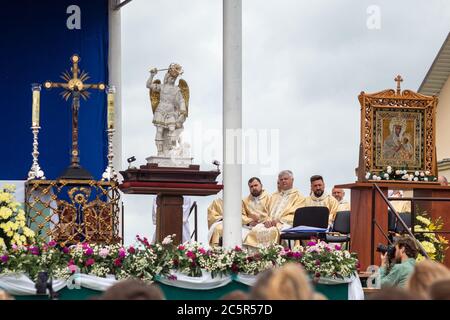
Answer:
[{"xmin": 25, "ymin": 179, "xmax": 122, "ymax": 246}]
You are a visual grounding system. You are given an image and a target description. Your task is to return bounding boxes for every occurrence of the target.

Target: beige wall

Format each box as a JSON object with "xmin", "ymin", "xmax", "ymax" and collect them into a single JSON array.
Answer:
[{"xmin": 436, "ymin": 76, "xmax": 450, "ymax": 161}]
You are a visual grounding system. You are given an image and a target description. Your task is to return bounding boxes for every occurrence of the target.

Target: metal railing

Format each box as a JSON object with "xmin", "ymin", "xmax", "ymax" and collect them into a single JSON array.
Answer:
[
  {"xmin": 188, "ymin": 201, "xmax": 198, "ymax": 242},
  {"xmin": 373, "ymin": 184, "xmax": 429, "ymax": 259}
]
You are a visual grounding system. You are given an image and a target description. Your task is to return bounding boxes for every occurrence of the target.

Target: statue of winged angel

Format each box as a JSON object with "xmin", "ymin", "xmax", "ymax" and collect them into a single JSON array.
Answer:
[{"xmin": 146, "ymin": 63, "xmax": 189, "ymax": 157}]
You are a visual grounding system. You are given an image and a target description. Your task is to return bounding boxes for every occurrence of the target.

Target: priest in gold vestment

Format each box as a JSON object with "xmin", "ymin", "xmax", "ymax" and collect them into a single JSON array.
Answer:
[
  {"xmin": 207, "ymin": 198, "xmax": 224, "ymax": 246},
  {"xmin": 302, "ymin": 175, "xmax": 339, "ymax": 226},
  {"xmin": 208, "ymin": 177, "xmax": 272, "ymax": 246},
  {"xmin": 332, "ymin": 187, "xmax": 351, "ymax": 212},
  {"xmin": 244, "ymin": 170, "xmax": 304, "ymax": 247},
  {"xmin": 389, "ymin": 190, "xmax": 411, "ymax": 213}
]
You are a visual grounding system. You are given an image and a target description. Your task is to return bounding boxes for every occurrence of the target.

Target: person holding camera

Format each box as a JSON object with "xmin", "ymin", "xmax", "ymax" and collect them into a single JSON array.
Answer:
[{"xmin": 379, "ymin": 236, "xmax": 418, "ymax": 288}]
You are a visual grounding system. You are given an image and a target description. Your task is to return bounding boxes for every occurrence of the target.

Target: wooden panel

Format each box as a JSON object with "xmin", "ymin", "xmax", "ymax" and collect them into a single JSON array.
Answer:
[
  {"xmin": 336, "ymin": 182, "xmax": 444, "ymax": 190},
  {"xmin": 156, "ymin": 195, "xmax": 184, "ymax": 245},
  {"xmin": 350, "ymin": 188, "xmax": 373, "ymax": 271},
  {"xmin": 350, "ymin": 186, "xmax": 388, "ymax": 271},
  {"xmin": 373, "ymin": 188, "xmax": 389, "ymax": 267}
]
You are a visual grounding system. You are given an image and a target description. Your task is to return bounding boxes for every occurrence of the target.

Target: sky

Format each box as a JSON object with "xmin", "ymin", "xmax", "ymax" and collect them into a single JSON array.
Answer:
[{"xmin": 120, "ymin": 0, "xmax": 450, "ymax": 245}]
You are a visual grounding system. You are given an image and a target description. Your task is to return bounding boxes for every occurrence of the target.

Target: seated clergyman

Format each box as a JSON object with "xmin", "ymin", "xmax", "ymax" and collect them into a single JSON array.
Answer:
[
  {"xmin": 245, "ymin": 170, "xmax": 305, "ymax": 247},
  {"xmin": 389, "ymin": 190, "xmax": 411, "ymax": 213},
  {"xmin": 332, "ymin": 187, "xmax": 350, "ymax": 212},
  {"xmin": 208, "ymin": 177, "xmax": 271, "ymax": 247},
  {"xmin": 302, "ymin": 175, "xmax": 339, "ymax": 226},
  {"xmin": 241, "ymin": 177, "xmax": 271, "ymax": 246},
  {"xmin": 207, "ymin": 198, "xmax": 224, "ymax": 246}
]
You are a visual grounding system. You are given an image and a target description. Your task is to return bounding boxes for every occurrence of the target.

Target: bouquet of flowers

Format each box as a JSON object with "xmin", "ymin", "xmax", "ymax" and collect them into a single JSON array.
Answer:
[
  {"xmin": 230, "ymin": 244, "xmax": 286, "ymax": 275},
  {"xmin": 171, "ymin": 241, "xmax": 206, "ymax": 277},
  {"xmin": 67, "ymin": 242, "xmax": 127, "ymax": 278},
  {"xmin": 365, "ymin": 166, "xmax": 437, "ymax": 182},
  {"xmin": 119, "ymin": 235, "xmax": 174, "ymax": 282},
  {"xmin": 197, "ymin": 246, "xmax": 233, "ymax": 278},
  {"xmin": 300, "ymin": 241, "xmax": 359, "ymax": 280},
  {"xmin": 0, "ymin": 184, "xmax": 35, "ymax": 249},
  {"xmin": 414, "ymin": 213, "xmax": 449, "ymax": 263},
  {"xmin": 0, "ymin": 241, "xmax": 69, "ymax": 281}
]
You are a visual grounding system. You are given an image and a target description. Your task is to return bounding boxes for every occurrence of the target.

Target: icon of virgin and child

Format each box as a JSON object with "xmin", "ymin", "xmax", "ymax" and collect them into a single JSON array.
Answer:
[{"xmin": 382, "ymin": 117, "xmax": 413, "ymax": 161}]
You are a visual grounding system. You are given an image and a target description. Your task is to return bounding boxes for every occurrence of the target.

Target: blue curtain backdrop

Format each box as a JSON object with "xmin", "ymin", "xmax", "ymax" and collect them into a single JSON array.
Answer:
[{"xmin": 0, "ymin": 0, "xmax": 109, "ymax": 180}]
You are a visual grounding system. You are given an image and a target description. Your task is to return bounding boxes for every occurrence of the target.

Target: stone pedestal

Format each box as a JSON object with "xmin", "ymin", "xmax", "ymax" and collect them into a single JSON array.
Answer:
[{"xmin": 146, "ymin": 156, "xmax": 193, "ymax": 168}]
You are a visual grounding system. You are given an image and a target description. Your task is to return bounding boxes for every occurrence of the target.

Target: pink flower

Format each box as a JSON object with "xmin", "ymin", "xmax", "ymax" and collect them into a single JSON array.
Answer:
[
  {"xmin": 199, "ymin": 248, "xmax": 206, "ymax": 255},
  {"xmin": 335, "ymin": 245, "xmax": 341, "ymax": 251},
  {"xmin": 293, "ymin": 252, "xmax": 302, "ymax": 259},
  {"xmin": 68, "ymin": 259, "xmax": 75, "ymax": 266},
  {"xmin": 82, "ymin": 243, "xmax": 89, "ymax": 250},
  {"xmin": 85, "ymin": 258, "xmax": 95, "ymax": 267},
  {"xmin": 99, "ymin": 248, "xmax": 110, "ymax": 258},
  {"xmin": 48, "ymin": 240, "xmax": 57, "ymax": 247},
  {"xmin": 118, "ymin": 248, "xmax": 126, "ymax": 259},
  {"xmin": 234, "ymin": 246, "xmax": 242, "ymax": 252},
  {"xmin": 68, "ymin": 264, "xmax": 78, "ymax": 273},
  {"xmin": 11, "ymin": 244, "xmax": 18, "ymax": 251},
  {"xmin": 178, "ymin": 245, "xmax": 185, "ymax": 251},
  {"xmin": 114, "ymin": 258, "xmax": 122, "ymax": 267},
  {"xmin": 29, "ymin": 246, "xmax": 39, "ymax": 255},
  {"xmin": 62, "ymin": 247, "xmax": 69, "ymax": 254},
  {"xmin": 307, "ymin": 241, "xmax": 317, "ymax": 247},
  {"xmin": 84, "ymin": 248, "xmax": 94, "ymax": 256},
  {"xmin": 127, "ymin": 246, "xmax": 136, "ymax": 254},
  {"xmin": 186, "ymin": 251, "xmax": 196, "ymax": 260}
]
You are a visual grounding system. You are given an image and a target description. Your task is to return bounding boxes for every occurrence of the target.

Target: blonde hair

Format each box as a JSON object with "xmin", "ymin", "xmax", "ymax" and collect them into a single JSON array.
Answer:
[
  {"xmin": 0, "ymin": 290, "xmax": 13, "ymax": 300},
  {"xmin": 250, "ymin": 263, "xmax": 318, "ymax": 300},
  {"xmin": 406, "ymin": 260, "xmax": 450, "ymax": 299}
]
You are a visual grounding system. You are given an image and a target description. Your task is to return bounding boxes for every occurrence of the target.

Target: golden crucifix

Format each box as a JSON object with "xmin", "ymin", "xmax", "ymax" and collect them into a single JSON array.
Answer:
[{"xmin": 44, "ymin": 54, "xmax": 106, "ymax": 179}]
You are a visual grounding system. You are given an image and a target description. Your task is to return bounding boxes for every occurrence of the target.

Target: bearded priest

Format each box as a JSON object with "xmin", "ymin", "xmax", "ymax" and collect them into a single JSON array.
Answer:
[
  {"xmin": 208, "ymin": 177, "xmax": 271, "ymax": 247},
  {"xmin": 245, "ymin": 170, "xmax": 305, "ymax": 247},
  {"xmin": 303, "ymin": 175, "xmax": 339, "ymax": 226},
  {"xmin": 241, "ymin": 177, "xmax": 271, "ymax": 246}
]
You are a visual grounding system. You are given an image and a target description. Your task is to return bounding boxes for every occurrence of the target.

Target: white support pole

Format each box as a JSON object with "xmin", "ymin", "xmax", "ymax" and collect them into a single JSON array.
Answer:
[
  {"xmin": 108, "ymin": 0, "xmax": 122, "ymax": 172},
  {"xmin": 223, "ymin": 0, "xmax": 242, "ymax": 248}
]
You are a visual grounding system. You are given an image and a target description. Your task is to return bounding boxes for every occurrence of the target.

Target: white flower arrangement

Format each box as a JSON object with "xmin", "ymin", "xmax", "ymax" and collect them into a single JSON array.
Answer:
[{"xmin": 366, "ymin": 167, "xmax": 437, "ymax": 182}]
